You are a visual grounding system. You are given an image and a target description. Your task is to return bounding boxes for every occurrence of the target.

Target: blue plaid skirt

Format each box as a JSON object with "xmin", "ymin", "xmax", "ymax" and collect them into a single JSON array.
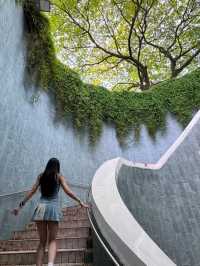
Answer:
[{"xmin": 31, "ymin": 197, "xmax": 63, "ymax": 222}]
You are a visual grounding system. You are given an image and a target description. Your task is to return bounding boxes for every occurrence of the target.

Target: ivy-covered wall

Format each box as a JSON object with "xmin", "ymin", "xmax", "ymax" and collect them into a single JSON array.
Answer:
[{"xmin": 23, "ymin": 2, "xmax": 200, "ymax": 144}]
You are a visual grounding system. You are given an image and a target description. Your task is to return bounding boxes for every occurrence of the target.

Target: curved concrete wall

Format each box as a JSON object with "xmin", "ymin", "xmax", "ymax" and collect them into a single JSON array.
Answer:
[
  {"xmin": 117, "ymin": 110, "xmax": 200, "ymax": 266},
  {"xmin": 0, "ymin": 0, "xmax": 183, "ymax": 195},
  {"xmin": 91, "ymin": 110, "xmax": 200, "ymax": 266},
  {"xmin": 91, "ymin": 158, "xmax": 176, "ymax": 266}
]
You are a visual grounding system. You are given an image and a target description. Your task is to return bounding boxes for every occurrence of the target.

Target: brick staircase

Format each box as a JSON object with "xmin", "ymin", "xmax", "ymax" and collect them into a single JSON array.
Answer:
[{"xmin": 0, "ymin": 205, "xmax": 93, "ymax": 266}]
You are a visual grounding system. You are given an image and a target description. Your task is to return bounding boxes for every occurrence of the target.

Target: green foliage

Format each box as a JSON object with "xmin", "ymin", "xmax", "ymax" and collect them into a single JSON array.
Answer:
[
  {"xmin": 23, "ymin": 3, "xmax": 200, "ymax": 145},
  {"xmin": 50, "ymin": 0, "xmax": 200, "ymax": 90},
  {"xmin": 23, "ymin": 1, "xmax": 55, "ymax": 90}
]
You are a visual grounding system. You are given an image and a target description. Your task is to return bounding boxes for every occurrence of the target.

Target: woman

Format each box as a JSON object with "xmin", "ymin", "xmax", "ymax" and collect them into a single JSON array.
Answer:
[{"xmin": 12, "ymin": 158, "xmax": 89, "ymax": 266}]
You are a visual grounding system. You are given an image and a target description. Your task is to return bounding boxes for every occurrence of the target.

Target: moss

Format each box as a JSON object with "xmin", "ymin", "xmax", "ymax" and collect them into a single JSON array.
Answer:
[
  {"xmin": 23, "ymin": 3, "xmax": 200, "ymax": 145},
  {"xmin": 23, "ymin": 1, "xmax": 55, "ymax": 90}
]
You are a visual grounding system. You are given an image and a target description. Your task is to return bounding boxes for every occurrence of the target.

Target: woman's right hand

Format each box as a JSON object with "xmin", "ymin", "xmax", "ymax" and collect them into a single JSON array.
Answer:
[{"xmin": 80, "ymin": 201, "xmax": 90, "ymax": 208}]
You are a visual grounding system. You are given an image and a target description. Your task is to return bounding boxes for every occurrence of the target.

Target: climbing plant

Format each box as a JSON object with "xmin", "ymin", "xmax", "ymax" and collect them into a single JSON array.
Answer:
[{"xmin": 21, "ymin": 1, "xmax": 200, "ymax": 145}]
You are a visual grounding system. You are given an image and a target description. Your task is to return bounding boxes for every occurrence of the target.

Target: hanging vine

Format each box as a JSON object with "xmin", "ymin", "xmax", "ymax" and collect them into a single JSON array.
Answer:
[{"xmin": 21, "ymin": 1, "xmax": 200, "ymax": 145}]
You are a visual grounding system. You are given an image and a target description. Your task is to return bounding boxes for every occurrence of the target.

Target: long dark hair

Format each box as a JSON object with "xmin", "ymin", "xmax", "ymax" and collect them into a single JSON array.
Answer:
[{"xmin": 40, "ymin": 158, "xmax": 60, "ymax": 197}]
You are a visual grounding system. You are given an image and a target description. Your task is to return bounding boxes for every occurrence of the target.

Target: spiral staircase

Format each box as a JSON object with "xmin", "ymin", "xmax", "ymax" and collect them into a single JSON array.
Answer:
[{"xmin": 0, "ymin": 206, "xmax": 93, "ymax": 266}]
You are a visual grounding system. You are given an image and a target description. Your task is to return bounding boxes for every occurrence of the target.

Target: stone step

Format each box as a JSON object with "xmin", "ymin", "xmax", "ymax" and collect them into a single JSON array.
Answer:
[
  {"xmin": 62, "ymin": 213, "xmax": 88, "ymax": 221},
  {"xmin": 62, "ymin": 210, "xmax": 87, "ymax": 216},
  {"xmin": 61, "ymin": 213, "xmax": 88, "ymax": 222},
  {"xmin": 61, "ymin": 206, "xmax": 88, "ymax": 216},
  {"xmin": 26, "ymin": 219, "xmax": 90, "ymax": 230},
  {"xmin": 12, "ymin": 227, "xmax": 90, "ymax": 240},
  {"xmin": 1, "ymin": 263, "xmax": 92, "ymax": 266},
  {"xmin": 0, "ymin": 236, "xmax": 92, "ymax": 251},
  {"xmin": 0, "ymin": 206, "xmax": 92, "ymax": 266},
  {"xmin": 62, "ymin": 206, "xmax": 88, "ymax": 217},
  {"xmin": 0, "ymin": 248, "xmax": 93, "ymax": 265}
]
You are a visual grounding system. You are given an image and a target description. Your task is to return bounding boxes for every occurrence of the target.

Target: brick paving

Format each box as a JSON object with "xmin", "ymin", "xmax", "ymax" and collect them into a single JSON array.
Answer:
[{"xmin": 0, "ymin": 206, "xmax": 93, "ymax": 265}]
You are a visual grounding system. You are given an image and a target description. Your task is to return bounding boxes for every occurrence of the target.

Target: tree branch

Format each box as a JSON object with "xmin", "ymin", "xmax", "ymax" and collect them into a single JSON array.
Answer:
[
  {"xmin": 167, "ymin": 0, "xmax": 196, "ymax": 51},
  {"xmin": 112, "ymin": 81, "xmax": 140, "ymax": 90},
  {"xmin": 63, "ymin": 45, "xmax": 96, "ymax": 51},
  {"xmin": 59, "ymin": 6, "xmax": 133, "ymax": 62},
  {"xmin": 81, "ymin": 55, "xmax": 114, "ymax": 68},
  {"xmin": 98, "ymin": 7, "xmax": 122, "ymax": 55},
  {"xmin": 112, "ymin": 0, "xmax": 131, "ymax": 26},
  {"xmin": 175, "ymin": 48, "xmax": 200, "ymax": 75},
  {"xmin": 175, "ymin": 44, "xmax": 197, "ymax": 60},
  {"xmin": 128, "ymin": 1, "xmax": 141, "ymax": 59}
]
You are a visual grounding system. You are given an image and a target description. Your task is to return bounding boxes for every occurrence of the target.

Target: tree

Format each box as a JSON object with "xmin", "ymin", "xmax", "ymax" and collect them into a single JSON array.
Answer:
[
  {"xmin": 142, "ymin": 0, "xmax": 200, "ymax": 78},
  {"xmin": 50, "ymin": 0, "xmax": 200, "ymax": 90}
]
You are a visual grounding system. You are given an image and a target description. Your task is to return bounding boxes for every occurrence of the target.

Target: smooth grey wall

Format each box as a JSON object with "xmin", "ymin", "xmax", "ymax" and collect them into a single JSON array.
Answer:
[
  {"xmin": 117, "ymin": 117, "xmax": 200, "ymax": 266},
  {"xmin": 0, "ymin": 0, "xmax": 183, "ymax": 195}
]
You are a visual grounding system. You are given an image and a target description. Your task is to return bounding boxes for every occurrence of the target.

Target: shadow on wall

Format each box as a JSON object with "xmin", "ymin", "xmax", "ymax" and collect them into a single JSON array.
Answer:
[
  {"xmin": 21, "ymin": 0, "xmax": 200, "ymax": 146},
  {"xmin": 0, "ymin": 0, "xmax": 188, "ymax": 196},
  {"xmin": 117, "ymin": 111, "xmax": 200, "ymax": 266}
]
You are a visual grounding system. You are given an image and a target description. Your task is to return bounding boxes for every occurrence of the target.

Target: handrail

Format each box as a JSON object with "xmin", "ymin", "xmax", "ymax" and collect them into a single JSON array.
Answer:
[
  {"xmin": 0, "ymin": 181, "xmax": 89, "ymax": 198},
  {"xmin": 1, "ymin": 176, "xmax": 119, "ymax": 265},
  {"xmin": 86, "ymin": 185, "xmax": 121, "ymax": 266},
  {"xmin": 0, "ymin": 190, "xmax": 29, "ymax": 198},
  {"xmin": 90, "ymin": 158, "xmax": 177, "ymax": 266},
  {"xmin": 0, "ymin": 180, "xmax": 89, "ymax": 240}
]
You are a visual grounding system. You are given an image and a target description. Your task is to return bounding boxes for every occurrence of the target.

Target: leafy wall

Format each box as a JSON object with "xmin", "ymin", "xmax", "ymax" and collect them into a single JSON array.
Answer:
[{"xmin": 22, "ymin": 2, "xmax": 200, "ymax": 145}]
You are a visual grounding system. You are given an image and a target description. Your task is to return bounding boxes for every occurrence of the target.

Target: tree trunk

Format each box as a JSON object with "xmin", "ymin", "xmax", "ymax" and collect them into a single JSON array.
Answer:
[
  {"xmin": 170, "ymin": 60, "xmax": 178, "ymax": 78},
  {"xmin": 171, "ymin": 49, "xmax": 200, "ymax": 78},
  {"xmin": 139, "ymin": 65, "xmax": 150, "ymax": 90}
]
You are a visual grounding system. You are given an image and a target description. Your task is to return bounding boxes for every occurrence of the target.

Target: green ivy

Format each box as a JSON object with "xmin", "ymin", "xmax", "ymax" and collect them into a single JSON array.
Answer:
[{"xmin": 23, "ymin": 3, "xmax": 200, "ymax": 145}]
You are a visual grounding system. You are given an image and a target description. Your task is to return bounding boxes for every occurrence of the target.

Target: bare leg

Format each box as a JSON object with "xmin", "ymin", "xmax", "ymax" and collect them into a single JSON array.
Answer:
[
  {"xmin": 36, "ymin": 221, "xmax": 47, "ymax": 266},
  {"xmin": 47, "ymin": 221, "xmax": 59, "ymax": 264}
]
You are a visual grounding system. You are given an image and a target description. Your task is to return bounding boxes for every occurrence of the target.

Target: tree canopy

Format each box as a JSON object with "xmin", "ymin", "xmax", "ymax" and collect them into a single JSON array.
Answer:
[
  {"xmin": 21, "ymin": 1, "xmax": 200, "ymax": 145},
  {"xmin": 50, "ymin": 0, "xmax": 200, "ymax": 90}
]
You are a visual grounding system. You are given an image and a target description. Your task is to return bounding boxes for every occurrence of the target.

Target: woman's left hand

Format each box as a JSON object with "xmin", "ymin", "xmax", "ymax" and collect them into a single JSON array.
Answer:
[{"xmin": 11, "ymin": 208, "xmax": 20, "ymax": 216}]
